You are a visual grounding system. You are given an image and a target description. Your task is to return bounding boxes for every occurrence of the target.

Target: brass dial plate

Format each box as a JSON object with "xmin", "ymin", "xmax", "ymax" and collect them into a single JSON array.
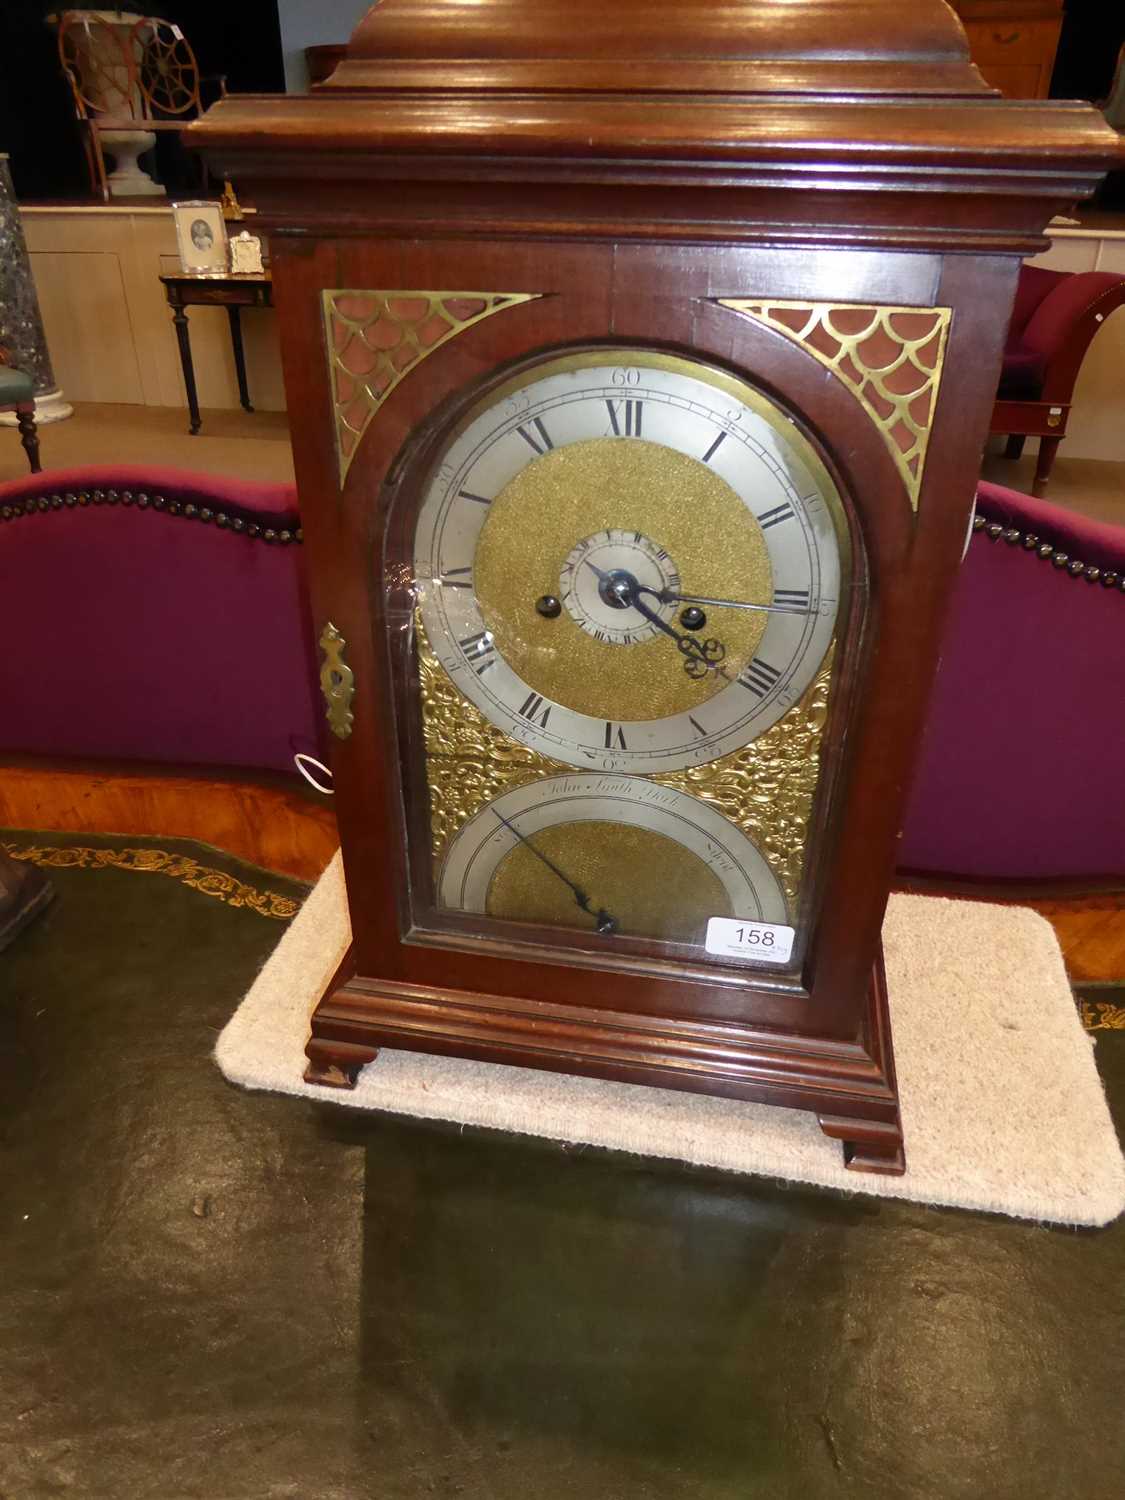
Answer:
[
  {"xmin": 403, "ymin": 346, "xmax": 852, "ymax": 955},
  {"xmin": 413, "ymin": 349, "xmax": 847, "ymax": 776}
]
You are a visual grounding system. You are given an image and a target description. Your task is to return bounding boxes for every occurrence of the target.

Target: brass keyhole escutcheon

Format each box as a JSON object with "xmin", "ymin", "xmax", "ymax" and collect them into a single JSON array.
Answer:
[{"xmin": 319, "ymin": 621, "xmax": 355, "ymax": 740}]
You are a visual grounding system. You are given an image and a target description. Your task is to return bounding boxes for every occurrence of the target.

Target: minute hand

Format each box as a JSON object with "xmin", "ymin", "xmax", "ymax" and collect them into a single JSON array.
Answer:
[{"xmin": 644, "ymin": 586, "xmax": 813, "ymax": 616}]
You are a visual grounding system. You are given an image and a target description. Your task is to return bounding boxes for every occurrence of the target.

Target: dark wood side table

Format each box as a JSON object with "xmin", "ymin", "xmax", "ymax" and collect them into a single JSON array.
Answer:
[{"xmin": 159, "ymin": 273, "xmax": 273, "ymax": 434}]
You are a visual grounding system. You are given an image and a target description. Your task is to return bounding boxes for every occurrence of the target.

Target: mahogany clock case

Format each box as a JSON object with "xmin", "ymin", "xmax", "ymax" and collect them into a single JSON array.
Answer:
[
  {"xmin": 189, "ymin": 0, "xmax": 1123, "ymax": 1171},
  {"xmin": 240, "ymin": 234, "xmax": 1010, "ymax": 1169}
]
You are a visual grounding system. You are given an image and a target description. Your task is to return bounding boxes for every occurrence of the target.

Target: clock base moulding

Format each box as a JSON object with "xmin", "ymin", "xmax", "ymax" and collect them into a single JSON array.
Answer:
[{"xmin": 301, "ymin": 947, "xmax": 906, "ymax": 1176}]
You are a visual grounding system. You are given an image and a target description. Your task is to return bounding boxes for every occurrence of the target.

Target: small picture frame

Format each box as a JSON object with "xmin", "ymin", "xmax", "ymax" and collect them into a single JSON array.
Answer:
[
  {"xmin": 172, "ymin": 200, "xmax": 229, "ymax": 276},
  {"xmin": 229, "ymin": 230, "xmax": 265, "ymax": 276}
]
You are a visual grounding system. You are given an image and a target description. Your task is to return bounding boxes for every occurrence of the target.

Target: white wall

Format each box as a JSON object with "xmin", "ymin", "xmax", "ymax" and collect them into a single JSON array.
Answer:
[{"xmin": 276, "ymin": 0, "xmax": 372, "ymax": 92}]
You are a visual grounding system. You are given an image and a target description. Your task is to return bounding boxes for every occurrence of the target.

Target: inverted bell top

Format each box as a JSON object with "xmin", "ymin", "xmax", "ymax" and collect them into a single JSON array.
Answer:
[
  {"xmin": 189, "ymin": 0, "xmax": 1124, "ymax": 243},
  {"xmin": 331, "ymin": 0, "xmax": 986, "ymax": 96}
]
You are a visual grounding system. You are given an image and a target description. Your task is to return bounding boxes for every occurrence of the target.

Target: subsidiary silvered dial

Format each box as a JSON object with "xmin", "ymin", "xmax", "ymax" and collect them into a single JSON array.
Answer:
[
  {"xmin": 414, "ymin": 350, "xmax": 845, "ymax": 774},
  {"xmin": 439, "ymin": 774, "xmax": 787, "ymax": 946}
]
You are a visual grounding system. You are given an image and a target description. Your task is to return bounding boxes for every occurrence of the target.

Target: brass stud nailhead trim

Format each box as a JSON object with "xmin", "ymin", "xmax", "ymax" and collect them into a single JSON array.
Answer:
[
  {"xmin": 0, "ymin": 487, "xmax": 301, "ymax": 543},
  {"xmin": 974, "ymin": 513, "xmax": 1124, "ymax": 589}
]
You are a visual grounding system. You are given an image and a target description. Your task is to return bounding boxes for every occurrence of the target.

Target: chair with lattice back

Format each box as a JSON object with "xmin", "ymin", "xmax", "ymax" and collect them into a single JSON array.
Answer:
[{"xmin": 56, "ymin": 12, "xmax": 225, "ymax": 201}]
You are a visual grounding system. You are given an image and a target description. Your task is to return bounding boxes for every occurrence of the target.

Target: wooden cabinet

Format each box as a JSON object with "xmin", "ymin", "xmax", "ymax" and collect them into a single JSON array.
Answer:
[{"xmin": 953, "ymin": 1, "xmax": 1064, "ymax": 99}]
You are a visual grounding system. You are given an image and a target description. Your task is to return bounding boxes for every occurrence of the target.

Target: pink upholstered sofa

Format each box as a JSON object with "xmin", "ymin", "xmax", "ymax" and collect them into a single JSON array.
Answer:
[
  {"xmin": 0, "ymin": 465, "xmax": 324, "ymax": 775},
  {"xmin": 900, "ymin": 479, "xmax": 1125, "ymax": 886},
  {"xmin": 2, "ymin": 465, "xmax": 1121, "ymax": 889}
]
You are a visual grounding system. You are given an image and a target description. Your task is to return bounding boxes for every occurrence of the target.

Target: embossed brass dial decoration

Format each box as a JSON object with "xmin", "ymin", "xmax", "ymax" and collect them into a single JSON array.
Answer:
[
  {"xmin": 652, "ymin": 647, "xmax": 834, "ymax": 902},
  {"xmin": 416, "ymin": 615, "xmax": 833, "ymax": 910},
  {"xmin": 474, "ymin": 437, "xmax": 771, "ymax": 720}
]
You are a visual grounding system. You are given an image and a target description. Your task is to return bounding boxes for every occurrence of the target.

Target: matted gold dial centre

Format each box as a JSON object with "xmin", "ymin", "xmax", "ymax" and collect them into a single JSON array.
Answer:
[
  {"xmin": 486, "ymin": 821, "xmax": 731, "ymax": 944},
  {"xmin": 473, "ymin": 437, "xmax": 771, "ymax": 721}
]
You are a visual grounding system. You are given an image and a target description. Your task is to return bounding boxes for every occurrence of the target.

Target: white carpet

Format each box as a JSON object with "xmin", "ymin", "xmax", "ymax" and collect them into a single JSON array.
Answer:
[{"xmin": 215, "ymin": 854, "xmax": 1125, "ymax": 1227}]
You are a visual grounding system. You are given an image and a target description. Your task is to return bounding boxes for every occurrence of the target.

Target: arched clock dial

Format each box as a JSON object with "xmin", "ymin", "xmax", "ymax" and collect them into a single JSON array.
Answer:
[
  {"xmin": 438, "ymin": 774, "xmax": 788, "ymax": 946},
  {"xmin": 414, "ymin": 349, "xmax": 846, "ymax": 774}
]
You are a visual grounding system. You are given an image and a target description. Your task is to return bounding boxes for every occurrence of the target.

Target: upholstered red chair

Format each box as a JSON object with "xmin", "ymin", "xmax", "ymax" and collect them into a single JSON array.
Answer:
[
  {"xmin": 0, "ymin": 465, "xmax": 322, "ymax": 773},
  {"xmin": 900, "ymin": 478, "xmax": 1125, "ymax": 887},
  {"xmin": 991, "ymin": 264, "xmax": 1125, "ymax": 498}
]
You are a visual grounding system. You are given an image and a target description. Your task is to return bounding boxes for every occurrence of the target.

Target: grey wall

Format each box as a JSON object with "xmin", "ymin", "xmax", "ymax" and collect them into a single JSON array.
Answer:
[{"xmin": 277, "ymin": 0, "xmax": 372, "ymax": 92}]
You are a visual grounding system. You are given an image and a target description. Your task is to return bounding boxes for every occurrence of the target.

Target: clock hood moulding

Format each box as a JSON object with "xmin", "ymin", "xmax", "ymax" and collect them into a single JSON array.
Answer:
[{"xmin": 189, "ymin": 0, "xmax": 1124, "ymax": 252}]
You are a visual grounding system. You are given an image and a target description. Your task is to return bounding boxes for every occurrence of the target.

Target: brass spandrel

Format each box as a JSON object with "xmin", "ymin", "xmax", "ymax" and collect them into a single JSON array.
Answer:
[
  {"xmin": 323, "ymin": 290, "xmax": 542, "ymax": 487},
  {"xmin": 716, "ymin": 300, "xmax": 950, "ymax": 512}
]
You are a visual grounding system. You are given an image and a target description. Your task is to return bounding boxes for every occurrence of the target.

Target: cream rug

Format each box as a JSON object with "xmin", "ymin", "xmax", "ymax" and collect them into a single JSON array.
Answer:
[{"xmin": 215, "ymin": 854, "xmax": 1125, "ymax": 1227}]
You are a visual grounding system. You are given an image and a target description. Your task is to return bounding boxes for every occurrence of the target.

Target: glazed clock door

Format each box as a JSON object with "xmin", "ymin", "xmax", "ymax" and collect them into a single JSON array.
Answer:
[{"xmin": 389, "ymin": 346, "xmax": 856, "ymax": 978}]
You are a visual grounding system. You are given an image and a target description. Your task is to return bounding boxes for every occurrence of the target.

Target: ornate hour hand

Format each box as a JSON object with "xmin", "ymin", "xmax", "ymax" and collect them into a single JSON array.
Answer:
[
  {"xmin": 491, "ymin": 808, "xmax": 618, "ymax": 934},
  {"xmin": 583, "ymin": 560, "xmax": 728, "ymax": 679}
]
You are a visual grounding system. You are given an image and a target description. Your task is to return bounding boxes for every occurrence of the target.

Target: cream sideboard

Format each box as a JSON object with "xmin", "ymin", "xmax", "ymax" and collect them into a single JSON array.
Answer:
[{"xmin": 19, "ymin": 204, "xmax": 286, "ymax": 414}]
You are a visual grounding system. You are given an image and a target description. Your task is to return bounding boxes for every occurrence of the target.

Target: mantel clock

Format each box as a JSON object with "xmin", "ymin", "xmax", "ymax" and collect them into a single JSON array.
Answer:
[{"xmin": 192, "ymin": 0, "xmax": 1120, "ymax": 1172}]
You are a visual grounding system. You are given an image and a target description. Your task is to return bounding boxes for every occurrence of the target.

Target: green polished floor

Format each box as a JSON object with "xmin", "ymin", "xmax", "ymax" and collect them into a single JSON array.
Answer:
[{"xmin": 1, "ymin": 832, "xmax": 1123, "ymax": 1499}]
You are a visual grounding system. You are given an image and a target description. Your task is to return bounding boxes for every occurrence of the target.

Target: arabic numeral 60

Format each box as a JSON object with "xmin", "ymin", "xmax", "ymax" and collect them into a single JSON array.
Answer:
[{"xmin": 612, "ymin": 367, "xmax": 641, "ymax": 386}]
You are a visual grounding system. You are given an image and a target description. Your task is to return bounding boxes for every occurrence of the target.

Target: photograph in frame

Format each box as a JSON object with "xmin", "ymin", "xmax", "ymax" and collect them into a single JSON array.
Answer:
[
  {"xmin": 229, "ymin": 230, "xmax": 265, "ymax": 275},
  {"xmin": 172, "ymin": 200, "xmax": 229, "ymax": 276}
]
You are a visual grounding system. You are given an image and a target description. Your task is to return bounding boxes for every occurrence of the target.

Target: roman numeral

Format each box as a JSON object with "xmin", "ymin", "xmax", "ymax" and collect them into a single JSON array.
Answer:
[
  {"xmin": 701, "ymin": 431, "xmax": 727, "ymax": 464},
  {"xmin": 689, "ymin": 715, "xmax": 707, "ymax": 739},
  {"xmin": 739, "ymin": 657, "xmax": 782, "ymax": 698},
  {"xmin": 458, "ymin": 630, "xmax": 496, "ymax": 674},
  {"xmin": 606, "ymin": 399, "xmax": 643, "ymax": 437},
  {"xmin": 517, "ymin": 691, "xmax": 552, "ymax": 728},
  {"xmin": 516, "ymin": 417, "xmax": 553, "ymax": 455},
  {"xmin": 439, "ymin": 566, "xmax": 473, "ymax": 589},
  {"xmin": 774, "ymin": 587, "xmax": 810, "ymax": 610},
  {"xmin": 756, "ymin": 501, "xmax": 795, "ymax": 530},
  {"xmin": 458, "ymin": 489, "xmax": 491, "ymax": 505},
  {"xmin": 604, "ymin": 722, "xmax": 627, "ymax": 750}
]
